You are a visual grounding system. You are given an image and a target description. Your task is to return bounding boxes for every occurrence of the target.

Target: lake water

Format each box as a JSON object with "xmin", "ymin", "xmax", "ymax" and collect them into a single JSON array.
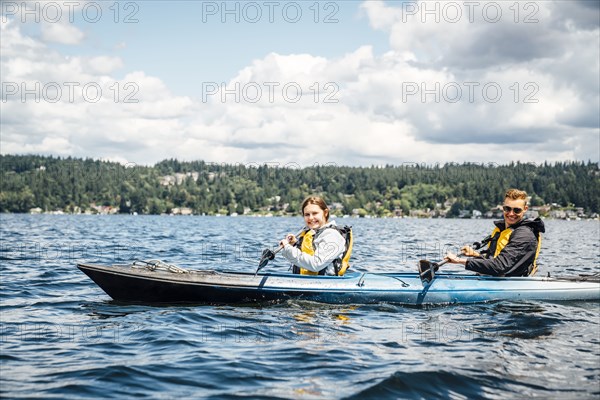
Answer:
[{"xmin": 1, "ymin": 215, "xmax": 599, "ymax": 399}]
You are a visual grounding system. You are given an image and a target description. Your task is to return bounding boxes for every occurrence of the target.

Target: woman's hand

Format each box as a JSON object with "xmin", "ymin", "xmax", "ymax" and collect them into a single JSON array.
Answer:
[{"xmin": 280, "ymin": 234, "xmax": 297, "ymax": 247}]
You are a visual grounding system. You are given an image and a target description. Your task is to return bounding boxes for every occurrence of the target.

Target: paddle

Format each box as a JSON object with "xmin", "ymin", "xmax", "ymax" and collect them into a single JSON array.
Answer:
[
  {"xmin": 419, "ymin": 235, "xmax": 493, "ymax": 286},
  {"xmin": 418, "ymin": 237, "xmax": 491, "ymax": 285},
  {"xmin": 256, "ymin": 228, "xmax": 305, "ymax": 276},
  {"xmin": 418, "ymin": 259, "xmax": 448, "ymax": 285}
]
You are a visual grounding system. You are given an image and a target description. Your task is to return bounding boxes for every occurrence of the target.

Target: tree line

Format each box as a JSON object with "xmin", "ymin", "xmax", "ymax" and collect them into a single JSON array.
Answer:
[{"xmin": 1, "ymin": 155, "xmax": 598, "ymax": 216}]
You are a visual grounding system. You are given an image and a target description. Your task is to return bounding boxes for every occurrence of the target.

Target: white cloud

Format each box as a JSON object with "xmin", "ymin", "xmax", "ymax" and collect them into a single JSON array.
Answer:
[
  {"xmin": 359, "ymin": 0, "xmax": 401, "ymax": 31},
  {"xmin": 85, "ymin": 56, "xmax": 124, "ymax": 75},
  {"xmin": 1, "ymin": 1, "xmax": 599, "ymax": 167},
  {"xmin": 0, "ymin": 18, "xmax": 45, "ymax": 62},
  {"xmin": 355, "ymin": 0, "xmax": 599, "ymax": 154},
  {"xmin": 2, "ymin": 136, "xmax": 77, "ymax": 156},
  {"xmin": 41, "ymin": 21, "xmax": 84, "ymax": 44}
]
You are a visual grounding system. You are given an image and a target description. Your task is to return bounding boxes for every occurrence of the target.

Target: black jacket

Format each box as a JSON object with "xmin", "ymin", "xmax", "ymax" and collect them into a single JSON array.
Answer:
[{"xmin": 466, "ymin": 217, "xmax": 545, "ymax": 277}]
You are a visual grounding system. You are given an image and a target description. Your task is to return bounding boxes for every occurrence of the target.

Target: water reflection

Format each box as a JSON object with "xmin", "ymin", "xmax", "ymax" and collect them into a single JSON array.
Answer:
[{"xmin": 467, "ymin": 301, "xmax": 564, "ymax": 340}]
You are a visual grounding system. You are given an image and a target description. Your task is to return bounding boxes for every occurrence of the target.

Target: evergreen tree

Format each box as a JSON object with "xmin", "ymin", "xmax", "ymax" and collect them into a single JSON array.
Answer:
[{"xmin": 1, "ymin": 155, "xmax": 598, "ymax": 215}]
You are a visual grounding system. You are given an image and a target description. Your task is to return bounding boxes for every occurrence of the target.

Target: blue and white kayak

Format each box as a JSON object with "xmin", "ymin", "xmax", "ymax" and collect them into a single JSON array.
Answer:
[{"xmin": 77, "ymin": 262, "xmax": 600, "ymax": 306}]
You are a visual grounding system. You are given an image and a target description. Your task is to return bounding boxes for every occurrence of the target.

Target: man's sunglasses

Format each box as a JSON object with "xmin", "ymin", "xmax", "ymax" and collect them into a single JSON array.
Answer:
[{"xmin": 503, "ymin": 205, "xmax": 524, "ymax": 214}]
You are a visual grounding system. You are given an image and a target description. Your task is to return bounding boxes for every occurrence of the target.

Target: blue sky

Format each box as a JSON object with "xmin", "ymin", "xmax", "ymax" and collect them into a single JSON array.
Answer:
[
  {"xmin": 2, "ymin": 1, "xmax": 599, "ymax": 166},
  {"xmin": 28, "ymin": 1, "xmax": 390, "ymax": 94}
]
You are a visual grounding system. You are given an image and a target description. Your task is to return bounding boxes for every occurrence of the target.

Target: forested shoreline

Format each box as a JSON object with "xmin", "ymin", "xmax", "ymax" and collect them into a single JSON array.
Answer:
[{"xmin": 1, "ymin": 155, "xmax": 598, "ymax": 218}]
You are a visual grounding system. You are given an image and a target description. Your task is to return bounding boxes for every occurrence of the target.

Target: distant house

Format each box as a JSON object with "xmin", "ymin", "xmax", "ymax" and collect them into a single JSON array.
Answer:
[
  {"xmin": 330, "ymin": 202, "xmax": 344, "ymax": 211},
  {"xmin": 459, "ymin": 209, "xmax": 471, "ymax": 218},
  {"xmin": 410, "ymin": 209, "xmax": 433, "ymax": 218},
  {"xmin": 171, "ymin": 207, "xmax": 193, "ymax": 215},
  {"xmin": 160, "ymin": 172, "xmax": 199, "ymax": 186},
  {"xmin": 160, "ymin": 176, "xmax": 176, "ymax": 186},
  {"xmin": 525, "ymin": 210, "xmax": 539, "ymax": 219},
  {"xmin": 550, "ymin": 210, "xmax": 567, "ymax": 219},
  {"xmin": 565, "ymin": 210, "xmax": 578, "ymax": 220},
  {"xmin": 89, "ymin": 203, "xmax": 118, "ymax": 215}
]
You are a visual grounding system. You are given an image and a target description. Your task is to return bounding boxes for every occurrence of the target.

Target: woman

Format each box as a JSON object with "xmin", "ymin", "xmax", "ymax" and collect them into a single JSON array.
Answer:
[{"xmin": 279, "ymin": 196, "xmax": 347, "ymax": 276}]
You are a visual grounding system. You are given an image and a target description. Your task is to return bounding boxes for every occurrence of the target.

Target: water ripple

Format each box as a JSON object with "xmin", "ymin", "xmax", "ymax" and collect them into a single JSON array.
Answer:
[{"xmin": 1, "ymin": 215, "xmax": 598, "ymax": 398}]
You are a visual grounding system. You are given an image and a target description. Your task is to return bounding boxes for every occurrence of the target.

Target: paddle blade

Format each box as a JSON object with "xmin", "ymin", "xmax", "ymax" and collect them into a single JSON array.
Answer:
[
  {"xmin": 418, "ymin": 260, "xmax": 436, "ymax": 284},
  {"xmin": 257, "ymin": 248, "xmax": 276, "ymax": 270}
]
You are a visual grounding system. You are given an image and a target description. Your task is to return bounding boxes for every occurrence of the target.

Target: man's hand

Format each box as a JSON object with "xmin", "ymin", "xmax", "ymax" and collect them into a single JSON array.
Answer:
[
  {"xmin": 445, "ymin": 252, "xmax": 467, "ymax": 265},
  {"xmin": 461, "ymin": 245, "xmax": 480, "ymax": 257}
]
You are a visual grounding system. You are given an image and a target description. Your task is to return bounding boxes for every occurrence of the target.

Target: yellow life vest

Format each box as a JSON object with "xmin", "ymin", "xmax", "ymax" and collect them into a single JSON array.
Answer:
[
  {"xmin": 488, "ymin": 226, "xmax": 542, "ymax": 276},
  {"xmin": 336, "ymin": 226, "xmax": 353, "ymax": 276},
  {"xmin": 294, "ymin": 226, "xmax": 353, "ymax": 276},
  {"xmin": 298, "ymin": 229, "xmax": 318, "ymax": 276}
]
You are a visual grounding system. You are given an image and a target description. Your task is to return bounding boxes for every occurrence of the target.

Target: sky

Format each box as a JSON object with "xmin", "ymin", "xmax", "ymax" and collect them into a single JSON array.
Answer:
[{"xmin": 1, "ymin": 0, "xmax": 599, "ymax": 167}]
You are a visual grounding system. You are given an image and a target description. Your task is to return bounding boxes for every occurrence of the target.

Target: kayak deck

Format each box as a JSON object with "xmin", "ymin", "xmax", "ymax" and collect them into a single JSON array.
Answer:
[{"xmin": 77, "ymin": 263, "xmax": 600, "ymax": 306}]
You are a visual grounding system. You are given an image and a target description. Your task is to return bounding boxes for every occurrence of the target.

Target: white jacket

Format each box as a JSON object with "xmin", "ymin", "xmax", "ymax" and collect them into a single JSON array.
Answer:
[{"xmin": 280, "ymin": 221, "xmax": 346, "ymax": 275}]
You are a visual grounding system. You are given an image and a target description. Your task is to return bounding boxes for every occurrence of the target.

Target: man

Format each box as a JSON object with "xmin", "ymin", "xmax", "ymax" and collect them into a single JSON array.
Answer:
[{"xmin": 445, "ymin": 188, "xmax": 545, "ymax": 277}]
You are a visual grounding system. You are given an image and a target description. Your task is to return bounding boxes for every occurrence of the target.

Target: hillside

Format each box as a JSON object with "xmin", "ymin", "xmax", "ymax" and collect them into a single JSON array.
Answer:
[{"xmin": 1, "ymin": 155, "xmax": 598, "ymax": 217}]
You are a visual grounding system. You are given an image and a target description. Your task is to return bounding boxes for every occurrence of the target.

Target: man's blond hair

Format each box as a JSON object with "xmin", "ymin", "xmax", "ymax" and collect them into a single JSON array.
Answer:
[{"xmin": 505, "ymin": 188, "xmax": 528, "ymax": 205}]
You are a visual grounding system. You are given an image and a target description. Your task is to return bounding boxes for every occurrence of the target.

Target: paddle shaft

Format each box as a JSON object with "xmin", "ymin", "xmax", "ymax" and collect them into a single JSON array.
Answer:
[
  {"xmin": 256, "ymin": 228, "xmax": 306, "ymax": 274},
  {"xmin": 419, "ymin": 241, "xmax": 483, "ymax": 285},
  {"xmin": 270, "ymin": 245, "xmax": 285, "ymax": 256},
  {"xmin": 276, "ymin": 228, "xmax": 306, "ymax": 251},
  {"xmin": 418, "ymin": 257, "xmax": 466, "ymax": 285}
]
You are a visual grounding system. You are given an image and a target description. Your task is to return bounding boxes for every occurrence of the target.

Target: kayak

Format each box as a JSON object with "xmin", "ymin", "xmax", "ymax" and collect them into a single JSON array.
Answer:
[{"xmin": 77, "ymin": 262, "xmax": 600, "ymax": 306}]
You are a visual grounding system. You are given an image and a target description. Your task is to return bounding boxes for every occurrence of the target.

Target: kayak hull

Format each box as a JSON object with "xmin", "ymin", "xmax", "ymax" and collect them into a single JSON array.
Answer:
[{"xmin": 77, "ymin": 263, "xmax": 600, "ymax": 306}]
